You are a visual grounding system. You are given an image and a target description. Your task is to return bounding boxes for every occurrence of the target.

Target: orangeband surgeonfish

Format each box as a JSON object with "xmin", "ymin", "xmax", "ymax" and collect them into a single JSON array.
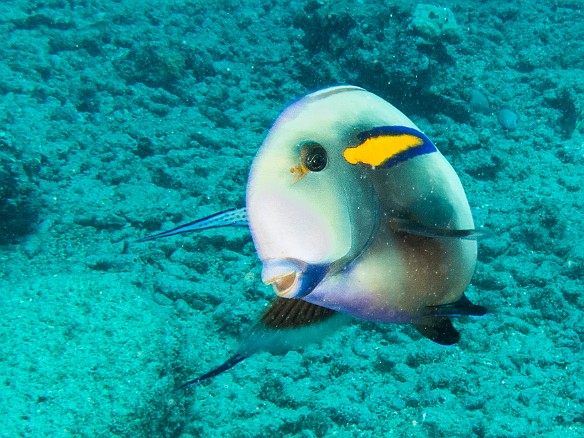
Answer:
[{"xmin": 137, "ymin": 86, "xmax": 487, "ymax": 387}]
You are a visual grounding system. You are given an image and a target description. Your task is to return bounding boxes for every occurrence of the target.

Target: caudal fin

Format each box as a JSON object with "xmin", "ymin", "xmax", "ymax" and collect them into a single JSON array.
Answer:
[{"xmin": 177, "ymin": 298, "xmax": 346, "ymax": 388}]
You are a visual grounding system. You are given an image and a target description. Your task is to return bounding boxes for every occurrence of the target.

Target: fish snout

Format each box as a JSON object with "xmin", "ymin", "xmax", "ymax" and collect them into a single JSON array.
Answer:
[{"xmin": 261, "ymin": 258, "xmax": 328, "ymax": 299}]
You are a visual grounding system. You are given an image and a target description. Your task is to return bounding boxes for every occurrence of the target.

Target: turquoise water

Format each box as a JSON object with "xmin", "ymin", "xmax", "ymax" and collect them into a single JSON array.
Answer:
[{"xmin": 1, "ymin": 0, "xmax": 583, "ymax": 436}]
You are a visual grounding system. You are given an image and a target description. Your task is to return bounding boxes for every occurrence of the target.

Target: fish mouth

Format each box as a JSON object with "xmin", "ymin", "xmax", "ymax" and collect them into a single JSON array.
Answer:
[
  {"xmin": 261, "ymin": 258, "xmax": 329, "ymax": 299},
  {"xmin": 267, "ymin": 271, "xmax": 301, "ymax": 298}
]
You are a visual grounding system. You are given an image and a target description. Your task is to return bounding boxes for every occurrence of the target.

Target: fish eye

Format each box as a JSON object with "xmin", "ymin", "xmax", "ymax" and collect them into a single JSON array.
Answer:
[{"xmin": 301, "ymin": 143, "xmax": 328, "ymax": 172}]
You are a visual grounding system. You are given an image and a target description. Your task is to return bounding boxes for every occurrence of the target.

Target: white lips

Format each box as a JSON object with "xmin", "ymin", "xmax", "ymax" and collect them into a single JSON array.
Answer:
[
  {"xmin": 261, "ymin": 258, "xmax": 308, "ymax": 298},
  {"xmin": 266, "ymin": 272, "xmax": 300, "ymax": 298}
]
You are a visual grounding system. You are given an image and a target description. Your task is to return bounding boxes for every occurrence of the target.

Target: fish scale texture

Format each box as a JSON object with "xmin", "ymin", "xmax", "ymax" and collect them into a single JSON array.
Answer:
[{"xmin": 0, "ymin": 0, "xmax": 583, "ymax": 437}]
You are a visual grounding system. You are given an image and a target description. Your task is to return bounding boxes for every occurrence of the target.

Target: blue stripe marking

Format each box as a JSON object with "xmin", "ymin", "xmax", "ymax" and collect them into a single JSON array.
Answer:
[{"xmin": 357, "ymin": 125, "xmax": 437, "ymax": 168}]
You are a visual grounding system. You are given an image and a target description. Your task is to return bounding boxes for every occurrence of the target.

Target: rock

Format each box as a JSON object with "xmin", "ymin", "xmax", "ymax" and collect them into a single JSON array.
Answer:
[{"xmin": 410, "ymin": 4, "xmax": 462, "ymax": 45}]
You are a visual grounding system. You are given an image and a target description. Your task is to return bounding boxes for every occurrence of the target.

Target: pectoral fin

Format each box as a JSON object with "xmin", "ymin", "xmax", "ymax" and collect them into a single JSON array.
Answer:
[
  {"xmin": 390, "ymin": 218, "xmax": 490, "ymax": 240},
  {"xmin": 424, "ymin": 294, "xmax": 487, "ymax": 317},
  {"xmin": 177, "ymin": 298, "xmax": 346, "ymax": 389},
  {"xmin": 412, "ymin": 295, "xmax": 487, "ymax": 346}
]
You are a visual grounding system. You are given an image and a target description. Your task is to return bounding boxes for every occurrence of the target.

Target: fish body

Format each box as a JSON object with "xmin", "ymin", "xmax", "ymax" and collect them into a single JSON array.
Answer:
[
  {"xmin": 247, "ymin": 86, "xmax": 477, "ymax": 323},
  {"xmin": 138, "ymin": 86, "xmax": 486, "ymax": 386}
]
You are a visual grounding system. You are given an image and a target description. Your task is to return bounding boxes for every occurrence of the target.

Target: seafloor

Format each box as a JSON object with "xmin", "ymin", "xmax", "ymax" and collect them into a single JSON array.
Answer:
[{"xmin": 1, "ymin": 0, "xmax": 582, "ymax": 436}]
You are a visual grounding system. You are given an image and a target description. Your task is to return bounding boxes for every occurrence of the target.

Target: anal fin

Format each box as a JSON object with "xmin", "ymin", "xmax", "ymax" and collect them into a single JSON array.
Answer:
[
  {"xmin": 412, "ymin": 316, "xmax": 460, "ymax": 345},
  {"xmin": 261, "ymin": 297, "xmax": 337, "ymax": 328}
]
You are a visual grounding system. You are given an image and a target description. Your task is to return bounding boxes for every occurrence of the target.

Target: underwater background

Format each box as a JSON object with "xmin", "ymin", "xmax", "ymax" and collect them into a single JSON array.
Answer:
[{"xmin": 1, "ymin": 0, "xmax": 582, "ymax": 436}]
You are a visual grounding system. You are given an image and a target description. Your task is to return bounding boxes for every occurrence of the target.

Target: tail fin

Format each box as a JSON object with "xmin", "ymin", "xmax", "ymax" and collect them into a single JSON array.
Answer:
[
  {"xmin": 137, "ymin": 207, "xmax": 248, "ymax": 242},
  {"xmin": 177, "ymin": 298, "xmax": 347, "ymax": 388}
]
